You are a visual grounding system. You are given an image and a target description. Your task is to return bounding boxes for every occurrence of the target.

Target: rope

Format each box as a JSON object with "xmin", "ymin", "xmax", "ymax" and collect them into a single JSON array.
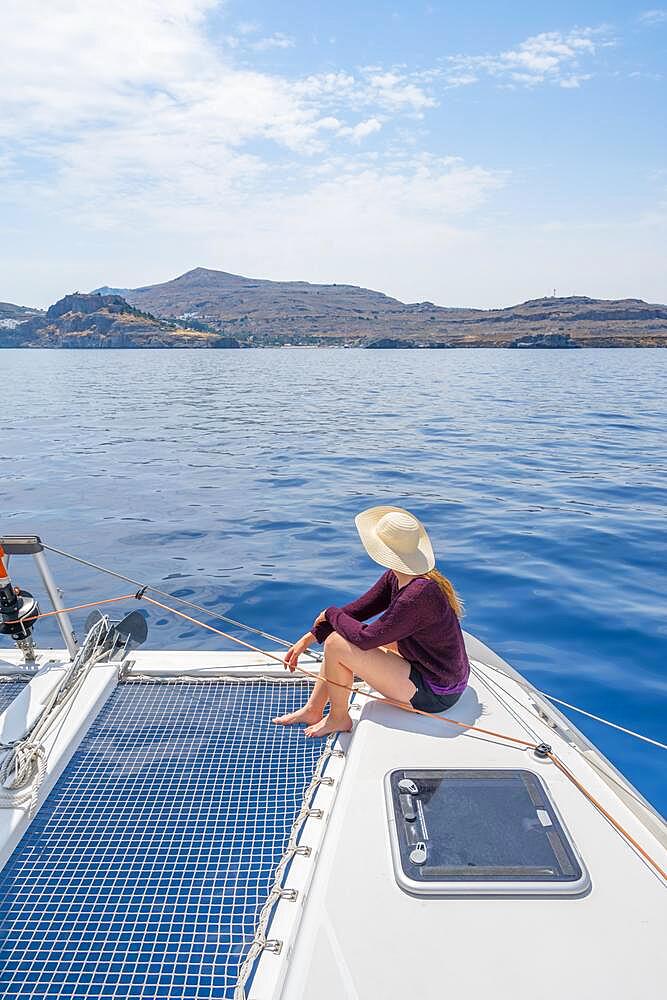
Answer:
[
  {"xmin": 547, "ymin": 751, "xmax": 666, "ymax": 881},
  {"xmin": 5, "ymin": 544, "xmax": 664, "ymax": 881},
  {"xmin": 0, "ymin": 740, "xmax": 46, "ymax": 816},
  {"xmin": 233, "ymin": 735, "xmax": 345, "ymax": 1000},
  {"xmin": 0, "ymin": 618, "xmax": 113, "ymax": 816},
  {"xmin": 472, "ymin": 658, "xmax": 667, "ymax": 752},
  {"xmin": 41, "ymin": 543, "xmax": 323, "ymax": 661},
  {"xmin": 540, "ymin": 694, "xmax": 667, "ymax": 751},
  {"xmin": 137, "ymin": 594, "xmax": 666, "ymax": 883},
  {"xmin": 40, "ymin": 543, "xmax": 665, "ymax": 747},
  {"xmin": 2, "ymin": 593, "xmax": 137, "ymax": 627},
  {"xmin": 469, "ymin": 662, "xmax": 543, "ymax": 743},
  {"xmin": 139, "ymin": 596, "xmax": 537, "ymax": 750}
]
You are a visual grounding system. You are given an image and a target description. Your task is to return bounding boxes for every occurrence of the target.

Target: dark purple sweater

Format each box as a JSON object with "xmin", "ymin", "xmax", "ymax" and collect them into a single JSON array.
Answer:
[{"xmin": 310, "ymin": 570, "xmax": 470, "ymax": 694}]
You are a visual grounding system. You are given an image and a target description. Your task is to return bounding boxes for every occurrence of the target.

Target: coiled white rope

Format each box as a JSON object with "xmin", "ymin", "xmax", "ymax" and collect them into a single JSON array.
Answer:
[
  {"xmin": 0, "ymin": 740, "xmax": 47, "ymax": 815},
  {"xmin": 0, "ymin": 618, "xmax": 112, "ymax": 816}
]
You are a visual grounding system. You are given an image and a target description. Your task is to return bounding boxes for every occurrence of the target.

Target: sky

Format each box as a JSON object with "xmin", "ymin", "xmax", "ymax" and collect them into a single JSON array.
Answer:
[{"xmin": 1, "ymin": 1, "xmax": 666, "ymax": 309}]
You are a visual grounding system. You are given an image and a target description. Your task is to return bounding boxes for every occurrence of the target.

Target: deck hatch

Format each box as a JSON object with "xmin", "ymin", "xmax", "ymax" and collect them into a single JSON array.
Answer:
[
  {"xmin": 0, "ymin": 679, "xmax": 324, "ymax": 998},
  {"xmin": 386, "ymin": 768, "xmax": 590, "ymax": 896}
]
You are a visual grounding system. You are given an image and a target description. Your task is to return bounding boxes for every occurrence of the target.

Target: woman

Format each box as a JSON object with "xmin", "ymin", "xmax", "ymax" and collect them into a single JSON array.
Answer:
[{"xmin": 274, "ymin": 505, "xmax": 469, "ymax": 738}]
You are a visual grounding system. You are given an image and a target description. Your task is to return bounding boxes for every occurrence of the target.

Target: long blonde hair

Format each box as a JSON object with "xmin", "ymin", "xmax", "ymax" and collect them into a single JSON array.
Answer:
[{"xmin": 426, "ymin": 568, "xmax": 464, "ymax": 618}]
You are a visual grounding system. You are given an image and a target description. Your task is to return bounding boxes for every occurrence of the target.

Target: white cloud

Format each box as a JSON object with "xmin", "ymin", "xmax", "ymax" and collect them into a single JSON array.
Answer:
[
  {"xmin": 639, "ymin": 9, "xmax": 667, "ymax": 24},
  {"xmin": 1, "ymin": 0, "xmax": 507, "ymax": 308},
  {"xmin": 446, "ymin": 28, "xmax": 610, "ymax": 89},
  {"xmin": 295, "ymin": 68, "xmax": 436, "ymax": 115},
  {"xmin": 559, "ymin": 74, "xmax": 592, "ymax": 89},
  {"xmin": 250, "ymin": 32, "xmax": 295, "ymax": 52},
  {"xmin": 237, "ymin": 20, "xmax": 260, "ymax": 35},
  {"xmin": 0, "ymin": 0, "xmax": 449, "ymax": 254},
  {"xmin": 4, "ymin": 3, "xmax": 659, "ymax": 312},
  {"xmin": 362, "ymin": 71, "xmax": 437, "ymax": 112},
  {"xmin": 338, "ymin": 118, "xmax": 383, "ymax": 142}
]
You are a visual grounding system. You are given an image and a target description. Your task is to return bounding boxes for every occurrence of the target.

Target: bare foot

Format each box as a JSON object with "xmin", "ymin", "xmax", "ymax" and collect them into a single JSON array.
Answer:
[
  {"xmin": 304, "ymin": 714, "xmax": 353, "ymax": 739},
  {"xmin": 273, "ymin": 705, "xmax": 323, "ymax": 726}
]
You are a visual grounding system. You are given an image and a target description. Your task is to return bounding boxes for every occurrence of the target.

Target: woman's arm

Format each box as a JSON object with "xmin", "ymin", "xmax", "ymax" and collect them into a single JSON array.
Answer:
[
  {"xmin": 310, "ymin": 571, "xmax": 393, "ymax": 643},
  {"xmin": 325, "ymin": 579, "xmax": 440, "ymax": 650},
  {"xmin": 283, "ymin": 630, "xmax": 317, "ymax": 671}
]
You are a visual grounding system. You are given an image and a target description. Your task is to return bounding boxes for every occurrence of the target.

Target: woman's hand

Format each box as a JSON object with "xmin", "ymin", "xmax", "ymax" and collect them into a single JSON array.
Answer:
[
  {"xmin": 314, "ymin": 609, "xmax": 326, "ymax": 626},
  {"xmin": 284, "ymin": 632, "xmax": 315, "ymax": 672}
]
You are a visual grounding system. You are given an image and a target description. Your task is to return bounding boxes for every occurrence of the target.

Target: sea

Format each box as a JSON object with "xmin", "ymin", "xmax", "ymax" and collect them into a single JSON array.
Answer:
[{"xmin": 1, "ymin": 347, "xmax": 665, "ymax": 812}]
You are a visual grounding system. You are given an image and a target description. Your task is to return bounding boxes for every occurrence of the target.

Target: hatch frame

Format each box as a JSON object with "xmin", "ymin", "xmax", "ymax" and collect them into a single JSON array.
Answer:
[{"xmin": 384, "ymin": 766, "xmax": 591, "ymax": 898}]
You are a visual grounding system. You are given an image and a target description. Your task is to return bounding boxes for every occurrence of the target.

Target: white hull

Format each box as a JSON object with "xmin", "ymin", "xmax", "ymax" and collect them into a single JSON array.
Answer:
[{"xmin": 1, "ymin": 634, "xmax": 664, "ymax": 1000}]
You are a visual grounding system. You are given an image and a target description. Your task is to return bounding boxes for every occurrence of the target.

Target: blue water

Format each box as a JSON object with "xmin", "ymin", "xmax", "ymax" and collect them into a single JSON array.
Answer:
[{"xmin": 1, "ymin": 348, "xmax": 665, "ymax": 811}]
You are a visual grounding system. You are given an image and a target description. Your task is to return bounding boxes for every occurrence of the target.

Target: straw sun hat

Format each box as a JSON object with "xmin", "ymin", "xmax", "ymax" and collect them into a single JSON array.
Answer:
[{"xmin": 354, "ymin": 506, "xmax": 435, "ymax": 576}]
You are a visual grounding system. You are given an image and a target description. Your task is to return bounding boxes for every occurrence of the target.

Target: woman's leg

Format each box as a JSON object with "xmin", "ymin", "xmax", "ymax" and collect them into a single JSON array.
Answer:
[
  {"xmin": 304, "ymin": 632, "xmax": 417, "ymax": 738},
  {"xmin": 273, "ymin": 675, "xmax": 329, "ymax": 726}
]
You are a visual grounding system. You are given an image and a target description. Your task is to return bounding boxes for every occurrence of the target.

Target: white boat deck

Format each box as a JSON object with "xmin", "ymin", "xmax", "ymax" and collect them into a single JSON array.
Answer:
[
  {"xmin": 274, "ymin": 650, "xmax": 666, "ymax": 999},
  {"xmin": 0, "ymin": 636, "xmax": 665, "ymax": 1000}
]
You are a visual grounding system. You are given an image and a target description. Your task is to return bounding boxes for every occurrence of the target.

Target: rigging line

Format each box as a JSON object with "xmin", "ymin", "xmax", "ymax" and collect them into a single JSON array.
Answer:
[
  {"xmin": 578, "ymin": 747, "xmax": 663, "ymax": 816},
  {"xmin": 469, "ymin": 663, "xmax": 542, "ymax": 742},
  {"xmin": 472, "ymin": 661, "xmax": 570, "ymax": 739},
  {"xmin": 41, "ymin": 543, "xmax": 322, "ymax": 661},
  {"xmin": 469, "ymin": 664, "xmax": 666, "ymax": 811},
  {"xmin": 140, "ymin": 595, "xmax": 541, "ymax": 750},
  {"xmin": 540, "ymin": 695, "xmax": 667, "ymax": 751},
  {"xmin": 140, "ymin": 594, "xmax": 667, "ymax": 885},
  {"xmin": 547, "ymin": 751, "xmax": 667, "ymax": 882},
  {"xmin": 30, "ymin": 544, "xmax": 660, "ymax": 742},
  {"xmin": 2, "ymin": 594, "xmax": 137, "ymax": 627},
  {"xmin": 467, "ymin": 667, "xmax": 656, "ymax": 814},
  {"xmin": 471, "ymin": 657, "xmax": 666, "ymax": 752}
]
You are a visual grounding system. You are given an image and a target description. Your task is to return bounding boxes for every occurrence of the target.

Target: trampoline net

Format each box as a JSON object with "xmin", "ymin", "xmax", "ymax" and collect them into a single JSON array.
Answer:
[
  {"xmin": 0, "ymin": 681, "xmax": 27, "ymax": 714},
  {"xmin": 0, "ymin": 679, "xmax": 323, "ymax": 999}
]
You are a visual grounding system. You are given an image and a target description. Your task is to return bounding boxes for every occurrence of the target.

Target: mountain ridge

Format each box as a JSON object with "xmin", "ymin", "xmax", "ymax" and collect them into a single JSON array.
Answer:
[
  {"xmin": 0, "ymin": 292, "xmax": 240, "ymax": 349},
  {"xmin": 102, "ymin": 268, "xmax": 667, "ymax": 346},
  {"xmin": 2, "ymin": 269, "xmax": 666, "ymax": 347}
]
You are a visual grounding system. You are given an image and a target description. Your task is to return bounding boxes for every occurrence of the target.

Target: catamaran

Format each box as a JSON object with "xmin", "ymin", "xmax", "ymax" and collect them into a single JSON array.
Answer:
[{"xmin": 0, "ymin": 534, "xmax": 665, "ymax": 999}]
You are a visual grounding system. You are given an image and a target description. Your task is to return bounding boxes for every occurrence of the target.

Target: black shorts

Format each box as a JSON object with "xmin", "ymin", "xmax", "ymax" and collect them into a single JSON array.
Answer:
[{"xmin": 409, "ymin": 664, "xmax": 463, "ymax": 714}]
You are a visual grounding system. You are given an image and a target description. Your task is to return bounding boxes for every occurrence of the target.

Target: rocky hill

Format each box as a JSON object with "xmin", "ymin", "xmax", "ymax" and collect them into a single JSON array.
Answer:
[
  {"xmin": 1, "ymin": 292, "xmax": 240, "ymax": 349},
  {"xmin": 0, "ymin": 301, "xmax": 43, "ymax": 330},
  {"xmin": 3, "ymin": 273, "xmax": 666, "ymax": 348},
  {"xmin": 99, "ymin": 268, "xmax": 667, "ymax": 347}
]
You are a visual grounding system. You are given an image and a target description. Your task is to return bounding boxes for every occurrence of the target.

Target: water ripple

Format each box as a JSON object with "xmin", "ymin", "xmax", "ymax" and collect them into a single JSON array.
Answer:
[{"xmin": 2, "ymin": 347, "xmax": 666, "ymax": 810}]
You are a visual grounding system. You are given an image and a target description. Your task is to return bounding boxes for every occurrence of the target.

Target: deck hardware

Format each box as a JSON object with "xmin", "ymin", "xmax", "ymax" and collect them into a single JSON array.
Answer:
[
  {"xmin": 314, "ymin": 775, "xmax": 334, "ymax": 786},
  {"xmin": 0, "ymin": 538, "xmax": 78, "ymax": 658},
  {"xmin": 534, "ymin": 742, "xmax": 553, "ymax": 759},
  {"xmin": 398, "ymin": 778, "xmax": 419, "ymax": 795},
  {"xmin": 399, "ymin": 794, "xmax": 417, "ymax": 822},
  {"xmin": 264, "ymin": 939, "xmax": 283, "ymax": 955},
  {"xmin": 293, "ymin": 845, "xmax": 312, "ymax": 857},
  {"xmin": 0, "ymin": 545, "xmax": 39, "ymax": 662},
  {"xmin": 409, "ymin": 842, "xmax": 428, "ymax": 865},
  {"xmin": 305, "ymin": 807, "xmax": 324, "ymax": 819},
  {"xmin": 278, "ymin": 888, "xmax": 299, "ymax": 901}
]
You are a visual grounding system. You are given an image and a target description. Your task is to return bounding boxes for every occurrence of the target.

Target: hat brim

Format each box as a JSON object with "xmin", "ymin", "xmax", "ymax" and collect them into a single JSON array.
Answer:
[{"xmin": 354, "ymin": 505, "xmax": 435, "ymax": 575}]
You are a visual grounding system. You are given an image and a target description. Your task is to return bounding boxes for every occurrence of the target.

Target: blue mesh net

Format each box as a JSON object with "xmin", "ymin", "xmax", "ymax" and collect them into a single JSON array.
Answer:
[{"xmin": 0, "ymin": 679, "xmax": 322, "ymax": 999}]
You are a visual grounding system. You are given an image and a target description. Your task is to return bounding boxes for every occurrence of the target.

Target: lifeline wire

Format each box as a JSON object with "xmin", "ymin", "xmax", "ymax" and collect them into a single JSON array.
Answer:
[
  {"xmin": 39, "ymin": 543, "xmax": 666, "ymax": 749},
  {"xmin": 14, "ymin": 546, "xmax": 665, "ymax": 881},
  {"xmin": 538, "ymin": 694, "xmax": 667, "ymax": 751},
  {"xmin": 42, "ymin": 543, "xmax": 323, "ymax": 661},
  {"xmin": 137, "ymin": 593, "xmax": 667, "ymax": 883}
]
